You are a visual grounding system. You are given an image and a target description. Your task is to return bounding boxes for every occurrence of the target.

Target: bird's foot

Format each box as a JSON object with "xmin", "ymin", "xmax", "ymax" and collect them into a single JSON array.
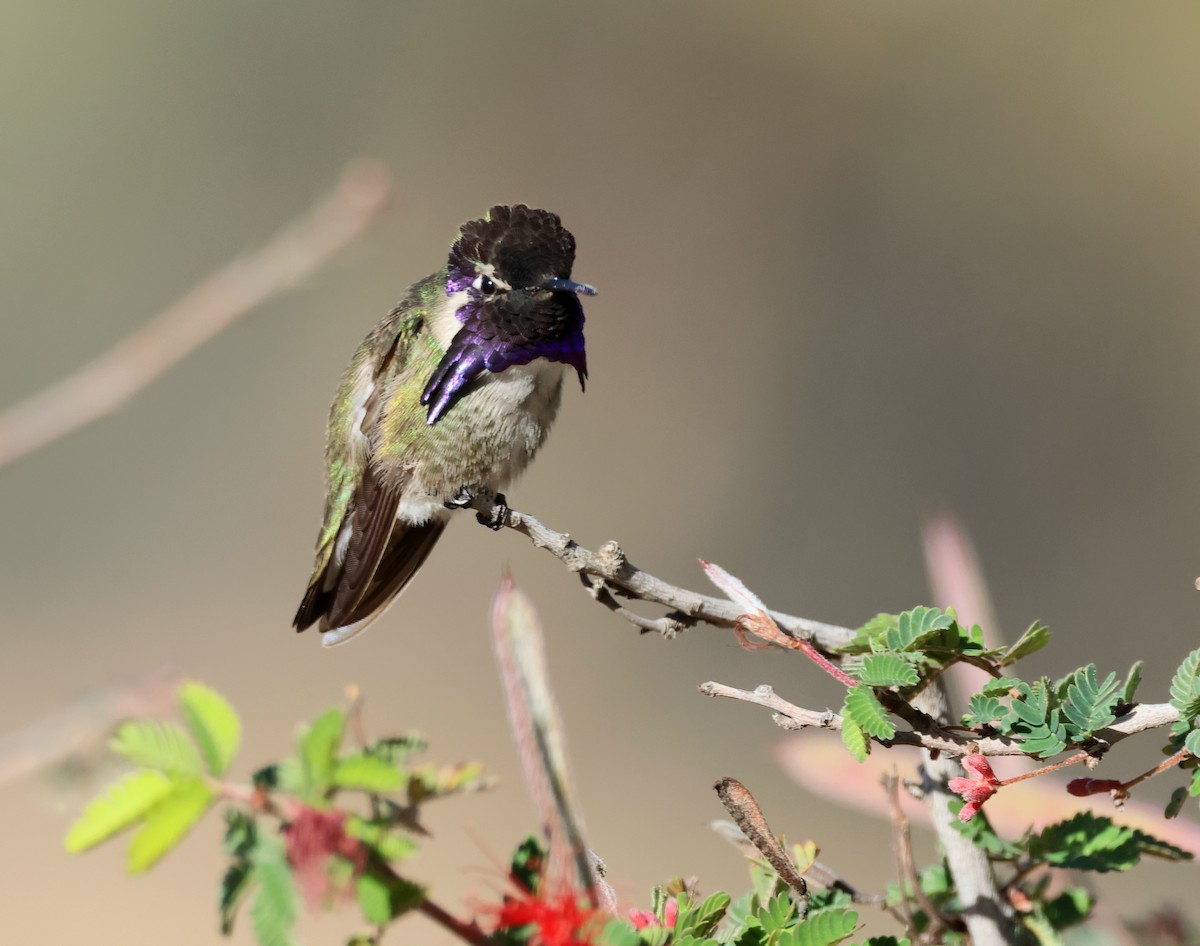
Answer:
[
  {"xmin": 444, "ymin": 487, "xmax": 508, "ymax": 531},
  {"xmin": 477, "ymin": 491, "xmax": 509, "ymax": 531},
  {"xmin": 444, "ymin": 487, "xmax": 475, "ymax": 510}
]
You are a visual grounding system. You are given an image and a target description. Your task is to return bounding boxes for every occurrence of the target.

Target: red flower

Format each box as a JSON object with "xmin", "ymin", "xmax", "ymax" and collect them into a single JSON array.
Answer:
[
  {"xmin": 490, "ymin": 888, "xmax": 602, "ymax": 946},
  {"xmin": 948, "ymin": 754, "xmax": 1000, "ymax": 822},
  {"xmin": 282, "ymin": 806, "xmax": 367, "ymax": 909}
]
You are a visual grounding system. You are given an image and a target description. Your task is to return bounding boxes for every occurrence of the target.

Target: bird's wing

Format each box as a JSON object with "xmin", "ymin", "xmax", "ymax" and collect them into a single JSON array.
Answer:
[{"xmin": 293, "ymin": 298, "xmax": 432, "ymax": 638}]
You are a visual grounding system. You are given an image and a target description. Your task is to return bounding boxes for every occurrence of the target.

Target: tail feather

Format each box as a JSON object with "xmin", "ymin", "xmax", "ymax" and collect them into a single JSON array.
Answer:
[{"xmin": 296, "ymin": 516, "xmax": 447, "ymax": 646}]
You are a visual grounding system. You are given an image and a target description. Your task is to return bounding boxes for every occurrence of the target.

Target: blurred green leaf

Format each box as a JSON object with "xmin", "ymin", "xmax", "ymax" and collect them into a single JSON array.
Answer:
[
  {"xmin": 178, "ymin": 681, "xmax": 241, "ymax": 777},
  {"xmin": 356, "ymin": 867, "xmax": 424, "ymax": 925},
  {"xmin": 220, "ymin": 860, "xmax": 254, "ymax": 935},
  {"xmin": 127, "ymin": 776, "xmax": 215, "ymax": 872},
  {"xmin": 333, "ymin": 753, "xmax": 405, "ymax": 793},
  {"xmin": 1031, "ymin": 812, "xmax": 1191, "ymax": 872},
  {"xmin": 251, "ymin": 835, "xmax": 299, "ymax": 946},
  {"xmin": 110, "ymin": 720, "xmax": 202, "ymax": 776},
  {"xmin": 299, "ymin": 708, "xmax": 345, "ymax": 799},
  {"xmin": 598, "ymin": 919, "xmax": 642, "ymax": 946},
  {"xmin": 64, "ymin": 769, "xmax": 172, "ymax": 853},
  {"xmin": 1041, "ymin": 887, "xmax": 1093, "ymax": 930}
]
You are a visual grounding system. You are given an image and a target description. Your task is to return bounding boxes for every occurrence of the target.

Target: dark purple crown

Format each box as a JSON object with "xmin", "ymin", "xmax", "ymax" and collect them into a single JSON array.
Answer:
[{"xmin": 422, "ymin": 205, "xmax": 589, "ymax": 424}]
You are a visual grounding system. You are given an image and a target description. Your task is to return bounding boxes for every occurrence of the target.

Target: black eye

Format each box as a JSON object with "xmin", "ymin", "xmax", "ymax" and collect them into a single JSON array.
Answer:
[{"xmin": 478, "ymin": 275, "xmax": 497, "ymax": 295}]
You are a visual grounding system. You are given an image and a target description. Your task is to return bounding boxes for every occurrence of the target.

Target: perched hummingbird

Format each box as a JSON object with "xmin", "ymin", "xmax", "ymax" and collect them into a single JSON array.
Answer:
[{"xmin": 293, "ymin": 205, "xmax": 595, "ymax": 646}]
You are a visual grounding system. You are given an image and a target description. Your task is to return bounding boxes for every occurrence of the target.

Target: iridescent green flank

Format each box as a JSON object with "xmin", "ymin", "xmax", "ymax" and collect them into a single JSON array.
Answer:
[{"xmin": 308, "ymin": 275, "xmax": 444, "ymax": 577}]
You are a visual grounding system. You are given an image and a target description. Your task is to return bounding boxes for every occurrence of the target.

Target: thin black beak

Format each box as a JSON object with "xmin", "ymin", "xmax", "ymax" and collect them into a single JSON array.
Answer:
[{"xmin": 543, "ymin": 276, "xmax": 598, "ymax": 296}]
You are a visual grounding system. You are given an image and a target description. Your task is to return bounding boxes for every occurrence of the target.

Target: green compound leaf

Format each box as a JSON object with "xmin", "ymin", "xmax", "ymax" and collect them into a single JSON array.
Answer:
[
  {"xmin": 782, "ymin": 907, "xmax": 859, "ymax": 946},
  {"xmin": 950, "ymin": 802, "xmax": 1024, "ymax": 859},
  {"xmin": 220, "ymin": 860, "xmax": 254, "ymax": 935},
  {"xmin": 356, "ymin": 867, "xmax": 425, "ymax": 925},
  {"xmin": 332, "ymin": 753, "xmax": 406, "ymax": 793},
  {"xmin": 841, "ymin": 613, "xmax": 899, "ymax": 654},
  {"xmin": 299, "ymin": 707, "xmax": 345, "ymax": 799},
  {"xmin": 1165, "ymin": 786, "xmax": 1189, "ymax": 820},
  {"xmin": 1041, "ymin": 887, "xmax": 1093, "ymax": 931},
  {"xmin": 1004, "ymin": 681, "xmax": 1068, "ymax": 758},
  {"xmin": 251, "ymin": 835, "xmax": 299, "ymax": 946},
  {"xmin": 840, "ymin": 708, "xmax": 869, "ymax": 762},
  {"xmin": 856, "ymin": 654, "xmax": 919, "ymax": 687},
  {"xmin": 1121, "ymin": 660, "xmax": 1144, "ymax": 705},
  {"xmin": 675, "ymin": 892, "xmax": 731, "ymax": 939},
  {"xmin": 962, "ymin": 694, "xmax": 1005, "ymax": 727},
  {"xmin": 178, "ymin": 681, "xmax": 241, "ymax": 777},
  {"xmin": 1030, "ymin": 812, "xmax": 1192, "ymax": 872},
  {"xmin": 979, "ymin": 676, "xmax": 1023, "ymax": 697},
  {"xmin": 64, "ymin": 769, "xmax": 173, "ymax": 853},
  {"xmin": 110, "ymin": 720, "xmax": 203, "ymax": 776},
  {"xmin": 345, "ymin": 816, "xmax": 419, "ymax": 863},
  {"xmin": 127, "ymin": 776, "xmax": 215, "ymax": 872},
  {"xmin": 844, "ymin": 687, "xmax": 895, "ymax": 740},
  {"xmin": 1184, "ymin": 728, "xmax": 1200, "ymax": 760},
  {"xmin": 1000, "ymin": 621, "xmax": 1051, "ymax": 666},
  {"xmin": 883, "ymin": 607, "xmax": 954, "ymax": 653},
  {"xmin": 1170, "ymin": 649, "xmax": 1200, "ymax": 742},
  {"xmin": 599, "ymin": 919, "xmax": 643, "ymax": 946},
  {"xmin": 364, "ymin": 732, "xmax": 428, "ymax": 766},
  {"xmin": 755, "ymin": 893, "xmax": 796, "ymax": 933},
  {"xmin": 1061, "ymin": 664, "xmax": 1119, "ymax": 739}
]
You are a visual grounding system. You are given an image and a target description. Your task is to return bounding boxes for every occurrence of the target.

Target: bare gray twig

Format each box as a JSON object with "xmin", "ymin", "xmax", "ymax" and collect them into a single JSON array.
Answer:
[
  {"xmin": 699, "ymin": 681, "xmax": 1178, "ymax": 757},
  {"xmin": 470, "ymin": 496, "xmax": 856, "ymax": 651}
]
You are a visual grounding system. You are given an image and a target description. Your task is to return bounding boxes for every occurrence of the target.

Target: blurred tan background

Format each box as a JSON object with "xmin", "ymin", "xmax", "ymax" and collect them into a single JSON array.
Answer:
[{"xmin": 3, "ymin": 2, "xmax": 1200, "ymax": 941}]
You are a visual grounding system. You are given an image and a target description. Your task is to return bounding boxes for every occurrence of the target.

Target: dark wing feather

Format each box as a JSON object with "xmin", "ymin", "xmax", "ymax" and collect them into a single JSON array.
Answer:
[
  {"xmin": 331, "ymin": 516, "xmax": 446, "ymax": 630},
  {"xmin": 292, "ymin": 463, "xmax": 401, "ymax": 632}
]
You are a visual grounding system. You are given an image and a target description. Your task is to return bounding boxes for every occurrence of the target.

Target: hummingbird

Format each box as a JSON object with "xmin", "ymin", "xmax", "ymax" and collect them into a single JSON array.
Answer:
[{"xmin": 293, "ymin": 204, "xmax": 596, "ymax": 646}]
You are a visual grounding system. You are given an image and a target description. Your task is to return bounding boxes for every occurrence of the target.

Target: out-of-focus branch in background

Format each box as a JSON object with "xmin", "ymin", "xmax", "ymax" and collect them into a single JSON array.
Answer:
[{"xmin": 0, "ymin": 160, "xmax": 392, "ymax": 470}]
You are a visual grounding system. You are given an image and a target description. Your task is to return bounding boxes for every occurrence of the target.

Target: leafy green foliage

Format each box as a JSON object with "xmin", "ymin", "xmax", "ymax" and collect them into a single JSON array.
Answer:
[
  {"xmin": 110, "ymin": 720, "xmax": 203, "ymax": 776},
  {"xmin": 1039, "ymin": 887, "xmax": 1093, "ymax": 931},
  {"xmin": 332, "ymin": 752, "xmax": 406, "ymax": 793},
  {"xmin": 843, "ymin": 688, "xmax": 895, "ymax": 741},
  {"xmin": 298, "ymin": 707, "xmax": 345, "ymax": 801},
  {"xmin": 783, "ymin": 908, "xmax": 859, "ymax": 946},
  {"xmin": 179, "ymin": 681, "xmax": 242, "ymax": 777},
  {"xmin": 356, "ymin": 866, "xmax": 424, "ymax": 925},
  {"xmin": 1169, "ymin": 648, "xmax": 1200, "ymax": 750},
  {"xmin": 1001, "ymin": 680, "xmax": 1069, "ymax": 758},
  {"xmin": 1060, "ymin": 664, "xmax": 1120, "ymax": 738},
  {"xmin": 856, "ymin": 654, "xmax": 919, "ymax": 687},
  {"xmin": 64, "ymin": 769, "xmax": 173, "ymax": 853},
  {"xmin": 127, "ymin": 776, "xmax": 215, "ymax": 872},
  {"xmin": 250, "ymin": 834, "xmax": 299, "ymax": 946},
  {"xmin": 1121, "ymin": 659, "xmax": 1143, "ymax": 705},
  {"xmin": 950, "ymin": 803, "xmax": 1024, "ymax": 859},
  {"xmin": 883, "ymin": 607, "xmax": 955, "ymax": 653},
  {"xmin": 1030, "ymin": 812, "xmax": 1192, "ymax": 872},
  {"xmin": 840, "ymin": 713, "xmax": 868, "ymax": 762},
  {"xmin": 66, "ymin": 682, "xmax": 500, "ymax": 946},
  {"xmin": 1000, "ymin": 621, "xmax": 1051, "ymax": 666},
  {"xmin": 962, "ymin": 694, "xmax": 1005, "ymax": 727}
]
